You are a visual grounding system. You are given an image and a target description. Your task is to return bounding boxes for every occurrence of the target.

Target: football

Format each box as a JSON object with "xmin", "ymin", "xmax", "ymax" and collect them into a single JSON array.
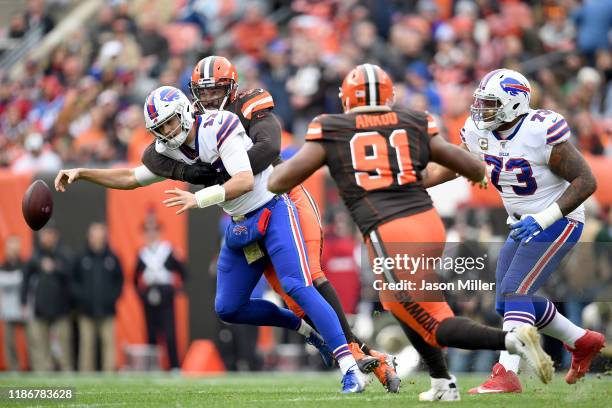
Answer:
[{"xmin": 22, "ymin": 179, "xmax": 53, "ymax": 231}]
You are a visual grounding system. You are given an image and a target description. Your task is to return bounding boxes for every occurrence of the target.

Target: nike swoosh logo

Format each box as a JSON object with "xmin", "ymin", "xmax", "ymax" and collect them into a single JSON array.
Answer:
[
  {"xmin": 551, "ymin": 117, "xmax": 558, "ymax": 123},
  {"xmin": 472, "ymin": 387, "xmax": 505, "ymax": 394},
  {"xmin": 217, "ymin": 115, "xmax": 223, "ymax": 125}
]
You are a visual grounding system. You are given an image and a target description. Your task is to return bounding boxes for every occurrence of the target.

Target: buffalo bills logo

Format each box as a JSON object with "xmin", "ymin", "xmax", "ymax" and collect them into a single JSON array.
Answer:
[
  {"xmin": 232, "ymin": 225, "xmax": 248, "ymax": 235},
  {"xmin": 500, "ymin": 78, "xmax": 530, "ymax": 97},
  {"xmin": 159, "ymin": 88, "xmax": 180, "ymax": 102}
]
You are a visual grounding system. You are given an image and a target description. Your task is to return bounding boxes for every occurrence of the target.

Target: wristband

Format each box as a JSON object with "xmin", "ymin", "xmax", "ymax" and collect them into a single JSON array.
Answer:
[
  {"xmin": 194, "ymin": 185, "xmax": 226, "ymax": 208},
  {"xmin": 531, "ymin": 203, "xmax": 563, "ymax": 230}
]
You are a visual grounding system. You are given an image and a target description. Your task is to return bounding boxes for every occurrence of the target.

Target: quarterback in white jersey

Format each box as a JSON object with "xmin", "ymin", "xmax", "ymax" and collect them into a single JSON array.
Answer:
[
  {"xmin": 54, "ymin": 86, "xmax": 369, "ymax": 393},
  {"xmin": 151, "ymin": 104, "xmax": 275, "ymax": 216},
  {"xmin": 424, "ymin": 69, "xmax": 604, "ymax": 394}
]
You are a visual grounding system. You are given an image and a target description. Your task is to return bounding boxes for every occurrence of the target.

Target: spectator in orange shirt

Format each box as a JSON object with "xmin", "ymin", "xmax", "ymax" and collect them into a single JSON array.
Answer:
[{"xmin": 232, "ymin": 2, "xmax": 278, "ymax": 61}]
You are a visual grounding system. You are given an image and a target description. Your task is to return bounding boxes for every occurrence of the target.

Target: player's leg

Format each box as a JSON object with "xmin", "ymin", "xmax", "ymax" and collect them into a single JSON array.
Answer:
[
  {"xmin": 264, "ymin": 194, "xmax": 368, "ymax": 392},
  {"xmin": 532, "ymin": 296, "xmax": 605, "ymax": 384},
  {"xmin": 469, "ymin": 236, "xmax": 524, "ymax": 394},
  {"xmin": 289, "ymin": 186, "xmax": 360, "ymax": 342},
  {"xmin": 263, "ymin": 264, "xmax": 305, "ymax": 319},
  {"xmin": 215, "ymin": 243, "xmax": 302, "ymax": 329},
  {"xmin": 504, "ymin": 219, "xmax": 604, "ymax": 383},
  {"xmin": 370, "ymin": 210, "xmax": 553, "ymax": 392},
  {"xmin": 290, "ymin": 186, "xmax": 384, "ymax": 377}
]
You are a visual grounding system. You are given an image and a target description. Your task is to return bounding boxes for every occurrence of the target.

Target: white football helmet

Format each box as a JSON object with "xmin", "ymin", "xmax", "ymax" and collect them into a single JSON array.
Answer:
[
  {"xmin": 143, "ymin": 86, "xmax": 195, "ymax": 150},
  {"xmin": 470, "ymin": 68, "xmax": 531, "ymax": 130}
]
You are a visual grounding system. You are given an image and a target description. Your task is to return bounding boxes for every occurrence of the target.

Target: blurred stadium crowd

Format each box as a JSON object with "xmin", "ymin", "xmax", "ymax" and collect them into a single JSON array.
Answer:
[{"xmin": 0, "ymin": 0, "xmax": 611, "ymax": 373}]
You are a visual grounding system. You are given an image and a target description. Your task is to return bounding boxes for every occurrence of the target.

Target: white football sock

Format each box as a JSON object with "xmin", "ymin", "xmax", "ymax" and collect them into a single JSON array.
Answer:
[
  {"xmin": 338, "ymin": 354, "xmax": 358, "ymax": 375},
  {"xmin": 539, "ymin": 312, "xmax": 586, "ymax": 348},
  {"xmin": 500, "ymin": 320, "xmax": 522, "ymax": 373}
]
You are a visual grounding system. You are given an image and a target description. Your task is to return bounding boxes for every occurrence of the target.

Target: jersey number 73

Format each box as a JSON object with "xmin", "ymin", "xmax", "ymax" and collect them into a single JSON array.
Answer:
[
  {"xmin": 484, "ymin": 154, "xmax": 537, "ymax": 195},
  {"xmin": 349, "ymin": 130, "xmax": 416, "ymax": 191}
]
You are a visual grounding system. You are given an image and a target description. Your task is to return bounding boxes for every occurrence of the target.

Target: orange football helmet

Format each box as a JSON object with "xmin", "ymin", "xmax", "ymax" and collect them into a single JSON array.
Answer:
[
  {"xmin": 339, "ymin": 64, "xmax": 395, "ymax": 113},
  {"xmin": 189, "ymin": 56, "xmax": 239, "ymax": 111}
]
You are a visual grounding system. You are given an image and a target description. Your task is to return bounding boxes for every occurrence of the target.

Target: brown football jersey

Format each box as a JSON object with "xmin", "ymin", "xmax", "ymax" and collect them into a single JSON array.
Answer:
[
  {"xmin": 228, "ymin": 88, "xmax": 274, "ymax": 131},
  {"xmin": 305, "ymin": 108, "xmax": 439, "ymax": 235}
]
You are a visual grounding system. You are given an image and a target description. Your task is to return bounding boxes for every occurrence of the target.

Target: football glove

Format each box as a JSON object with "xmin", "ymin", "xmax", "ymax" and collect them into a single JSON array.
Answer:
[{"xmin": 510, "ymin": 215, "xmax": 542, "ymax": 244}]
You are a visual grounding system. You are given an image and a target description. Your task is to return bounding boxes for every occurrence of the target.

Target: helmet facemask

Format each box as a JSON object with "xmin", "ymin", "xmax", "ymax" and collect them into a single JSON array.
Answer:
[
  {"xmin": 150, "ymin": 112, "xmax": 189, "ymax": 150},
  {"xmin": 470, "ymin": 92, "xmax": 505, "ymax": 130},
  {"xmin": 189, "ymin": 79, "xmax": 235, "ymax": 112}
]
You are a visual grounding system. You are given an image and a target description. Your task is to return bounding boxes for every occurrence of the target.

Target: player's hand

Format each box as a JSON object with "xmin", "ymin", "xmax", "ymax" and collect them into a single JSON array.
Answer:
[
  {"xmin": 470, "ymin": 175, "xmax": 488, "ymax": 189},
  {"xmin": 163, "ymin": 187, "xmax": 197, "ymax": 215},
  {"xmin": 54, "ymin": 168, "xmax": 81, "ymax": 192},
  {"xmin": 510, "ymin": 215, "xmax": 542, "ymax": 244}
]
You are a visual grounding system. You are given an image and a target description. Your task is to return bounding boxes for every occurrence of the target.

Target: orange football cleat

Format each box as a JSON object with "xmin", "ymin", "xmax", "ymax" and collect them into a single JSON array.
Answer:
[
  {"xmin": 348, "ymin": 342, "xmax": 379, "ymax": 373},
  {"xmin": 369, "ymin": 349, "xmax": 401, "ymax": 393}
]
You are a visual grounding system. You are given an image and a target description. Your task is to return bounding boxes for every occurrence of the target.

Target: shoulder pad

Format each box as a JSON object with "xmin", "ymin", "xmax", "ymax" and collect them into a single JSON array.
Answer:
[
  {"xmin": 238, "ymin": 88, "xmax": 274, "ymax": 119},
  {"xmin": 425, "ymin": 113, "xmax": 439, "ymax": 137},
  {"xmin": 529, "ymin": 110, "xmax": 570, "ymax": 145},
  {"xmin": 305, "ymin": 115, "xmax": 326, "ymax": 141},
  {"xmin": 214, "ymin": 111, "xmax": 242, "ymax": 148}
]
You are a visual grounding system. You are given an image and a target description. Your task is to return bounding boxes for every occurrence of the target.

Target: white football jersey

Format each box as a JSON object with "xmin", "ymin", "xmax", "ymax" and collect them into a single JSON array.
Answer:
[
  {"xmin": 155, "ymin": 110, "xmax": 274, "ymax": 215},
  {"xmin": 461, "ymin": 108, "xmax": 584, "ymax": 223}
]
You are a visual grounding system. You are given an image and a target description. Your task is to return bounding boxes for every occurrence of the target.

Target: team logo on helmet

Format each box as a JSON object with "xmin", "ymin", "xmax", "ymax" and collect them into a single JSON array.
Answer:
[
  {"xmin": 500, "ymin": 77, "xmax": 530, "ymax": 97},
  {"xmin": 159, "ymin": 88, "xmax": 180, "ymax": 102}
]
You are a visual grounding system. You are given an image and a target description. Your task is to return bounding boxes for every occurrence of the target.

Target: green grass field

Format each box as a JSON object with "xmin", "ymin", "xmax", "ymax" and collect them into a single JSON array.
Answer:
[{"xmin": 0, "ymin": 372, "xmax": 610, "ymax": 407}]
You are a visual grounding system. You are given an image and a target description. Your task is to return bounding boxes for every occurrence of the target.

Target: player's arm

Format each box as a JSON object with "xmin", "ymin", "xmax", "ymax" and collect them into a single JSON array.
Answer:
[
  {"xmin": 511, "ymin": 121, "xmax": 597, "ymax": 243},
  {"xmin": 54, "ymin": 165, "xmax": 164, "ymax": 192},
  {"xmin": 163, "ymin": 128, "xmax": 255, "ymax": 214},
  {"xmin": 268, "ymin": 142, "xmax": 326, "ymax": 193},
  {"xmin": 549, "ymin": 141, "xmax": 597, "ymax": 214},
  {"xmin": 245, "ymin": 110, "xmax": 282, "ymax": 174},
  {"xmin": 427, "ymin": 135, "xmax": 485, "ymax": 185},
  {"xmin": 142, "ymin": 143, "xmax": 219, "ymax": 186}
]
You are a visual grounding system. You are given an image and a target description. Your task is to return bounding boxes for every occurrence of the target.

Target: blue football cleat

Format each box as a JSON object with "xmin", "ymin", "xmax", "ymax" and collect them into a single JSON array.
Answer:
[
  {"xmin": 341, "ymin": 365, "xmax": 367, "ymax": 393},
  {"xmin": 305, "ymin": 331, "xmax": 334, "ymax": 367}
]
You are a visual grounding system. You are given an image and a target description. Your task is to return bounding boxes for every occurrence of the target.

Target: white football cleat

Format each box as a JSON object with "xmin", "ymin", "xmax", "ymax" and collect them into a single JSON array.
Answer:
[
  {"xmin": 418, "ymin": 375, "xmax": 460, "ymax": 402},
  {"xmin": 341, "ymin": 365, "xmax": 372, "ymax": 393},
  {"xmin": 505, "ymin": 325, "xmax": 554, "ymax": 384}
]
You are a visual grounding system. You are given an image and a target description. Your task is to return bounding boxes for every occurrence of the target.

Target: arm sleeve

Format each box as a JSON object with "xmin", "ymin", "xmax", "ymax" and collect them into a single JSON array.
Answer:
[
  {"xmin": 544, "ymin": 114, "xmax": 571, "ymax": 163},
  {"xmin": 219, "ymin": 135, "xmax": 252, "ymax": 175},
  {"xmin": 245, "ymin": 110, "xmax": 282, "ymax": 175},
  {"xmin": 305, "ymin": 117, "xmax": 323, "ymax": 141},
  {"xmin": 141, "ymin": 143, "xmax": 186, "ymax": 180},
  {"xmin": 134, "ymin": 165, "xmax": 165, "ymax": 186},
  {"xmin": 426, "ymin": 113, "xmax": 439, "ymax": 137}
]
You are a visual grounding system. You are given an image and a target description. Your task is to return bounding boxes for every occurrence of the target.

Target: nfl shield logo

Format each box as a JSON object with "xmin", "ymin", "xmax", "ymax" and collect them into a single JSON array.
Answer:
[
  {"xmin": 500, "ymin": 141, "xmax": 508, "ymax": 149},
  {"xmin": 478, "ymin": 138, "xmax": 488, "ymax": 150}
]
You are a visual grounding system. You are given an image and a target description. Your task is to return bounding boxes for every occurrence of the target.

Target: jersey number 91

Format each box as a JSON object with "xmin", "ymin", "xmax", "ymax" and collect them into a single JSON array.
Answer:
[{"xmin": 349, "ymin": 130, "xmax": 417, "ymax": 191}]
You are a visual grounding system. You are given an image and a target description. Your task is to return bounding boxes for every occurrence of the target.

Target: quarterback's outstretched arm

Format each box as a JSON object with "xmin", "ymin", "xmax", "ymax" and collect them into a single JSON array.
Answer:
[
  {"xmin": 54, "ymin": 165, "xmax": 163, "ymax": 192},
  {"xmin": 548, "ymin": 141, "xmax": 597, "ymax": 215},
  {"xmin": 268, "ymin": 142, "xmax": 326, "ymax": 193}
]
